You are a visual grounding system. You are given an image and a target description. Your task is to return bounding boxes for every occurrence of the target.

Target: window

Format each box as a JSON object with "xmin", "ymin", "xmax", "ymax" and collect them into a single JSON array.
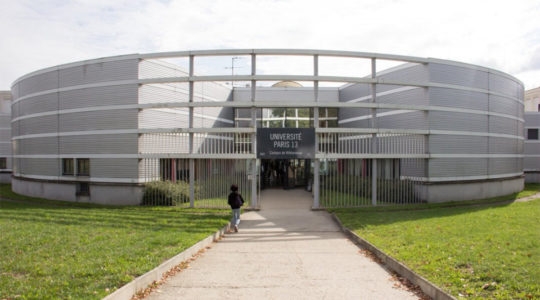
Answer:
[
  {"xmin": 0, "ymin": 157, "xmax": 6, "ymax": 169},
  {"xmin": 527, "ymin": 128, "xmax": 539, "ymax": 140},
  {"xmin": 76, "ymin": 182, "xmax": 90, "ymax": 196},
  {"xmin": 62, "ymin": 158, "xmax": 74, "ymax": 175},
  {"xmin": 77, "ymin": 158, "xmax": 90, "ymax": 176}
]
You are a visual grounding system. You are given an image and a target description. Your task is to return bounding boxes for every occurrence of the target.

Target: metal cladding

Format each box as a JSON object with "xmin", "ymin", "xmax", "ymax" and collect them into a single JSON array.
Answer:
[{"xmin": 9, "ymin": 49, "xmax": 525, "ymax": 206}]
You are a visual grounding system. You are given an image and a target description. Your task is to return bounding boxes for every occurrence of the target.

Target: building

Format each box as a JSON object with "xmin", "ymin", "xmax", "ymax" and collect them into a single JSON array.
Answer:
[
  {"xmin": 10, "ymin": 49, "xmax": 525, "ymax": 207},
  {"xmin": 525, "ymin": 86, "xmax": 540, "ymax": 112},
  {"xmin": 524, "ymin": 86, "xmax": 540, "ymax": 183},
  {"xmin": 0, "ymin": 91, "xmax": 12, "ymax": 183}
]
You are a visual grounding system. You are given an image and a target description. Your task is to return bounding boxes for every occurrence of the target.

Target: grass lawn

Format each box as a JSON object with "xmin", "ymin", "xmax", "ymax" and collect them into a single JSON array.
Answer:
[
  {"xmin": 1, "ymin": 183, "xmax": 539, "ymax": 299},
  {"xmin": 332, "ymin": 184, "xmax": 540, "ymax": 299},
  {"xmin": 0, "ymin": 184, "xmax": 231, "ymax": 299}
]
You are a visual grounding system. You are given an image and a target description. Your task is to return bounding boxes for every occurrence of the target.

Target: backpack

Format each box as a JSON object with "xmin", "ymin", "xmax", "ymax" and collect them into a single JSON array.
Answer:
[
  {"xmin": 229, "ymin": 192, "xmax": 243, "ymax": 207},
  {"xmin": 235, "ymin": 194, "xmax": 244, "ymax": 207}
]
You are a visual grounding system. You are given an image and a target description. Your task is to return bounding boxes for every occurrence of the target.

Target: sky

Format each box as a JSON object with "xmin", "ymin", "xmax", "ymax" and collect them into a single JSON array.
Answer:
[{"xmin": 1, "ymin": 0, "xmax": 540, "ymax": 90}]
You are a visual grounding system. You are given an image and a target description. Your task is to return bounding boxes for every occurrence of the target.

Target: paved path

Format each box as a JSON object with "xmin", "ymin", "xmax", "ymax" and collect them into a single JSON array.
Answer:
[{"xmin": 145, "ymin": 188, "xmax": 421, "ymax": 300}]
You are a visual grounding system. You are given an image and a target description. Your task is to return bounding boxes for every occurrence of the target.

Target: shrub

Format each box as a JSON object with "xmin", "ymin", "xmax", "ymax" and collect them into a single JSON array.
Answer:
[{"xmin": 141, "ymin": 181, "xmax": 197, "ymax": 206}]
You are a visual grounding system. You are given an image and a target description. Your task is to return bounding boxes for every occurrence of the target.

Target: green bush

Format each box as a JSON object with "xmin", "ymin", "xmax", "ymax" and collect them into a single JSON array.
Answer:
[{"xmin": 141, "ymin": 181, "xmax": 198, "ymax": 206}]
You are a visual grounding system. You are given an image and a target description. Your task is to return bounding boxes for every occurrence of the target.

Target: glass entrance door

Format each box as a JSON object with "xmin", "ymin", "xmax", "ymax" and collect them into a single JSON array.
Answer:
[{"xmin": 260, "ymin": 159, "xmax": 311, "ymax": 190}]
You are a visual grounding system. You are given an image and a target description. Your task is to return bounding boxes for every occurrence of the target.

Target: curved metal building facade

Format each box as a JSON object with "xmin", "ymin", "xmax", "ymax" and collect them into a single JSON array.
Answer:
[{"xmin": 10, "ymin": 49, "xmax": 524, "ymax": 206}]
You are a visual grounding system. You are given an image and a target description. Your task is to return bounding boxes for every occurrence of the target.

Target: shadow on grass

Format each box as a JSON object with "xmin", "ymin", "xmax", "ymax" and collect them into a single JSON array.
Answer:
[
  {"xmin": 329, "ymin": 187, "xmax": 539, "ymax": 229},
  {"xmin": 0, "ymin": 199, "xmax": 229, "ymax": 234}
]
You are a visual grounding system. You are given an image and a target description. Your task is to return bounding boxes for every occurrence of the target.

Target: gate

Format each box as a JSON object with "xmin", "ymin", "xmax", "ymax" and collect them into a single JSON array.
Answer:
[{"xmin": 317, "ymin": 130, "xmax": 427, "ymax": 208}]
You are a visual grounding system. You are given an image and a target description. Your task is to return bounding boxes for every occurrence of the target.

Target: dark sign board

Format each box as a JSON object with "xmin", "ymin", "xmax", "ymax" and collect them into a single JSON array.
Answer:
[{"xmin": 257, "ymin": 128, "xmax": 315, "ymax": 159}]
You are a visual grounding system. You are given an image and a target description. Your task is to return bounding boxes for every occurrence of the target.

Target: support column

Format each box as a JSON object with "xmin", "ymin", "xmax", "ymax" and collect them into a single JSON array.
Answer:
[
  {"xmin": 250, "ymin": 53, "xmax": 258, "ymax": 209},
  {"xmin": 188, "ymin": 54, "xmax": 195, "ymax": 208},
  {"xmin": 313, "ymin": 54, "xmax": 320, "ymax": 209},
  {"xmin": 370, "ymin": 58, "xmax": 378, "ymax": 206}
]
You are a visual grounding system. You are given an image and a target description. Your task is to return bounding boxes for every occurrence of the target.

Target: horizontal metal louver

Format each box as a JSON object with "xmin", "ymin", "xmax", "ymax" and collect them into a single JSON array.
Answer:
[
  {"xmin": 59, "ymin": 109, "xmax": 138, "ymax": 132},
  {"xmin": 60, "ymin": 85, "xmax": 138, "ymax": 109},
  {"xmin": 430, "ymin": 63, "xmax": 488, "ymax": 89},
  {"xmin": 59, "ymin": 59, "xmax": 138, "ymax": 88}
]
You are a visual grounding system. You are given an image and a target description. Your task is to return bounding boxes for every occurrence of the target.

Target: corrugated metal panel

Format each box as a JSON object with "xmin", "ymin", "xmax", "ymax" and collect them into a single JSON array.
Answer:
[
  {"xmin": 0, "ymin": 143, "xmax": 11, "ymax": 154},
  {"xmin": 139, "ymin": 133, "xmax": 190, "ymax": 154},
  {"xmin": 430, "ymin": 111, "xmax": 488, "ymax": 132},
  {"xmin": 11, "ymin": 83, "xmax": 20, "ymax": 100},
  {"xmin": 11, "ymin": 101, "xmax": 20, "ymax": 120},
  {"xmin": 18, "ymin": 115, "xmax": 58, "ymax": 135},
  {"xmin": 376, "ymin": 86, "xmax": 427, "ymax": 106},
  {"xmin": 524, "ymin": 141, "xmax": 540, "ymax": 156},
  {"xmin": 0, "ymin": 129, "xmax": 9, "ymax": 141},
  {"xmin": 524, "ymin": 158, "xmax": 540, "ymax": 171},
  {"xmin": 489, "ymin": 73, "xmax": 521, "ymax": 98},
  {"xmin": 489, "ymin": 137, "xmax": 519, "ymax": 154},
  {"xmin": 193, "ymin": 81, "xmax": 232, "ymax": 102},
  {"xmin": 429, "ymin": 158, "xmax": 488, "ymax": 177},
  {"xmin": 489, "ymin": 95, "xmax": 519, "ymax": 115},
  {"xmin": 338, "ymin": 107, "xmax": 372, "ymax": 125},
  {"xmin": 339, "ymin": 83, "xmax": 370, "ymax": 102},
  {"xmin": 59, "ymin": 109, "xmax": 138, "ymax": 132},
  {"xmin": 193, "ymin": 107, "xmax": 234, "ymax": 128},
  {"xmin": 139, "ymin": 60, "xmax": 188, "ymax": 79},
  {"xmin": 91, "ymin": 158, "xmax": 139, "ymax": 178},
  {"xmin": 58, "ymin": 59, "xmax": 138, "ymax": 88},
  {"xmin": 18, "ymin": 158, "xmax": 59, "ymax": 176},
  {"xmin": 401, "ymin": 158, "xmax": 426, "ymax": 177},
  {"xmin": 489, "ymin": 116, "xmax": 518, "ymax": 135},
  {"xmin": 17, "ymin": 70, "xmax": 59, "ymax": 97},
  {"xmin": 429, "ymin": 63, "xmax": 488, "ymax": 89},
  {"xmin": 524, "ymin": 113, "xmax": 540, "ymax": 127},
  {"xmin": 18, "ymin": 137, "xmax": 58, "ymax": 155},
  {"xmin": 377, "ymin": 111, "xmax": 428, "ymax": 130},
  {"xmin": 429, "ymin": 87, "xmax": 488, "ymax": 110},
  {"xmin": 59, "ymin": 84, "xmax": 138, "ymax": 110},
  {"xmin": 0, "ymin": 115, "xmax": 11, "ymax": 127},
  {"xmin": 59, "ymin": 134, "xmax": 138, "ymax": 154},
  {"xmin": 253, "ymin": 88, "xmax": 323, "ymax": 103},
  {"xmin": 338, "ymin": 118, "xmax": 371, "ymax": 128},
  {"xmin": 139, "ymin": 84, "xmax": 190, "ymax": 104},
  {"xmin": 139, "ymin": 108, "xmax": 190, "ymax": 129},
  {"xmin": 17, "ymin": 93, "xmax": 59, "ymax": 116},
  {"xmin": 489, "ymin": 158, "xmax": 521, "ymax": 174},
  {"xmin": 430, "ymin": 134, "xmax": 488, "ymax": 154},
  {"xmin": 379, "ymin": 63, "xmax": 429, "ymax": 84},
  {"xmin": 232, "ymin": 89, "xmax": 251, "ymax": 102}
]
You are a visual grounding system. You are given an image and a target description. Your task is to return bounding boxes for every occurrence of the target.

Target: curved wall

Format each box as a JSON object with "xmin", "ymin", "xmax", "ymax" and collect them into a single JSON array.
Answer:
[{"xmin": 11, "ymin": 50, "xmax": 524, "ymax": 205}]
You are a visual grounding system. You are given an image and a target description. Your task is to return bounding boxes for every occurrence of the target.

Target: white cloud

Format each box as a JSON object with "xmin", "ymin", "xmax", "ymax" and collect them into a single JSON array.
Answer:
[{"xmin": 1, "ymin": 0, "xmax": 539, "ymax": 90}]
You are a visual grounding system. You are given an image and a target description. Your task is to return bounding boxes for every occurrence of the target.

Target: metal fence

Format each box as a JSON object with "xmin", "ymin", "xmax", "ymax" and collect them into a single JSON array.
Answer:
[
  {"xmin": 319, "ymin": 158, "xmax": 426, "ymax": 207},
  {"xmin": 140, "ymin": 157, "xmax": 251, "ymax": 208},
  {"xmin": 318, "ymin": 131, "xmax": 427, "ymax": 207},
  {"xmin": 139, "ymin": 129, "xmax": 427, "ymax": 208}
]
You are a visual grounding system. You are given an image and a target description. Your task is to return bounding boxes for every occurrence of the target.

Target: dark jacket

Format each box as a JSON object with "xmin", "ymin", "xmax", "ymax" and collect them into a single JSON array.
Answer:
[{"xmin": 228, "ymin": 192, "xmax": 244, "ymax": 209}]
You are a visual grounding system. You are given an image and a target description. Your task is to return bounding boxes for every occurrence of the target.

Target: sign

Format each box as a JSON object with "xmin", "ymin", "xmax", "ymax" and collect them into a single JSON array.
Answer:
[{"xmin": 257, "ymin": 128, "xmax": 315, "ymax": 159}]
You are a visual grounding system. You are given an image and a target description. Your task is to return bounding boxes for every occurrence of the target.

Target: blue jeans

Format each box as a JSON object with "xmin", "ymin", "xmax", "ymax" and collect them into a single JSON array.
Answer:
[{"xmin": 231, "ymin": 208, "xmax": 241, "ymax": 227}]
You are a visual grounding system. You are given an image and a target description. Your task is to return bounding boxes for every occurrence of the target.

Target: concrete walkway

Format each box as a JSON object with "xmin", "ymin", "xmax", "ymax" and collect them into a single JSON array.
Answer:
[{"xmin": 145, "ymin": 188, "xmax": 421, "ymax": 300}]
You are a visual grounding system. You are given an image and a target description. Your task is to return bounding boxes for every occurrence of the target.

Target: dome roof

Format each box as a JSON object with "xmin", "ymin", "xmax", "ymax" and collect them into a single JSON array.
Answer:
[{"xmin": 271, "ymin": 81, "xmax": 303, "ymax": 88}]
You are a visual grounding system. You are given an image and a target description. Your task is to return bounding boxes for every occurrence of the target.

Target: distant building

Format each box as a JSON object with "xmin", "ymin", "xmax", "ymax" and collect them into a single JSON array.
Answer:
[
  {"xmin": 0, "ymin": 91, "xmax": 12, "ymax": 183},
  {"xmin": 525, "ymin": 86, "xmax": 540, "ymax": 112},
  {"xmin": 524, "ymin": 86, "xmax": 540, "ymax": 183},
  {"xmin": 10, "ymin": 50, "xmax": 525, "ymax": 206}
]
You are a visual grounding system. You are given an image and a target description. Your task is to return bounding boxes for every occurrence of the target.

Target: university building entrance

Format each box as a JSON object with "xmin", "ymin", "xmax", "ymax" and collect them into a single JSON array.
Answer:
[{"xmin": 260, "ymin": 159, "xmax": 311, "ymax": 190}]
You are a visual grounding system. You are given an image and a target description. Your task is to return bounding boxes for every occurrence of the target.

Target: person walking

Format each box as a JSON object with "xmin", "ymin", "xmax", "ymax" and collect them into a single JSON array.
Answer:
[{"xmin": 227, "ymin": 184, "xmax": 244, "ymax": 233}]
